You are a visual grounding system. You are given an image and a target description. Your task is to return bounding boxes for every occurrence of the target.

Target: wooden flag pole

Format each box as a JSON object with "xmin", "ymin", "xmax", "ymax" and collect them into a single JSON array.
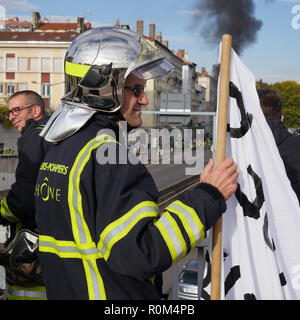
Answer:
[{"xmin": 210, "ymin": 34, "xmax": 232, "ymax": 300}]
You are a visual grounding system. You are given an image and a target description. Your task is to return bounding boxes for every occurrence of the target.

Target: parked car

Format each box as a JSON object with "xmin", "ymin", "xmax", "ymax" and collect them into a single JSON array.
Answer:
[
  {"xmin": 178, "ymin": 259, "xmax": 199, "ymax": 300},
  {"xmin": 178, "ymin": 253, "xmax": 211, "ymax": 300}
]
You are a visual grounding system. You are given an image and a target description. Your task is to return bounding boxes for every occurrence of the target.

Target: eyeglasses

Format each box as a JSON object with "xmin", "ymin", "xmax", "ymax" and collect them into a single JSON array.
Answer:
[
  {"xmin": 2, "ymin": 104, "xmax": 35, "ymax": 119},
  {"xmin": 124, "ymin": 85, "xmax": 145, "ymax": 98}
]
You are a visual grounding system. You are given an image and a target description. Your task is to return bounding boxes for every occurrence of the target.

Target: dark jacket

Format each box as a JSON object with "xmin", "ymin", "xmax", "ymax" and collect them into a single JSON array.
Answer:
[
  {"xmin": 0, "ymin": 116, "xmax": 51, "ymax": 236},
  {"xmin": 267, "ymin": 118, "xmax": 300, "ymax": 205},
  {"xmin": 34, "ymin": 113, "xmax": 226, "ymax": 300}
]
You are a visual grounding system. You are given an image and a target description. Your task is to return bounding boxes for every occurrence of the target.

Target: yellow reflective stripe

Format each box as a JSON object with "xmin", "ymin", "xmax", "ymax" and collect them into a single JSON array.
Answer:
[
  {"xmin": 7, "ymin": 285, "xmax": 47, "ymax": 300},
  {"xmin": 154, "ymin": 218, "xmax": 178, "ymax": 263},
  {"xmin": 39, "ymin": 235, "xmax": 106, "ymax": 300},
  {"xmin": 166, "ymin": 200, "xmax": 205, "ymax": 247},
  {"xmin": 68, "ymin": 134, "xmax": 118, "ymax": 246},
  {"xmin": 65, "ymin": 61, "xmax": 90, "ymax": 78},
  {"xmin": 0, "ymin": 198, "xmax": 20, "ymax": 223},
  {"xmin": 163, "ymin": 211, "xmax": 187, "ymax": 258},
  {"xmin": 39, "ymin": 235, "xmax": 101, "ymax": 260},
  {"xmin": 150, "ymin": 276, "xmax": 155, "ymax": 286},
  {"xmin": 65, "ymin": 134, "xmax": 118, "ymax": 300},
  {"xmin": 97, "ymin": 201, "xmax": 159, "ymax": 260},
  {"xmin": 83, "ymin": 259, "xmax": 107, "ymax": 300},
  {"xmin": 154, "ymin": 210, "xmax": 189, "ymax": 265}
]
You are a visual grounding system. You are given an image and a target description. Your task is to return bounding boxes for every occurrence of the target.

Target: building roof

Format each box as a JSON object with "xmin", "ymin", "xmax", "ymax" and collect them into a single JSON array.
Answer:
[
  {"xmin": 38, "ymin": 22, "xmax": 78, "ymax": 31},
  {"xmin": 38, "ymin": 22, "xmax": 91, "ymax": 31},
  {"xmin": 0, "ymin": 31, "xmax": 78, "ymax": 42}
]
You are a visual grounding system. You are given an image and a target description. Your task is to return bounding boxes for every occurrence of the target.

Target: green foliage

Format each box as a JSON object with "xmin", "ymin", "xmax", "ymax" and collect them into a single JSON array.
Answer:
[
  {"xmin": 256, "ymin": 80, "xmax": 300, "ymax": 128},
  {"xmin": 271, "ymin": 81, "xmax": 300, "ymax": 109},
  {"xmin": 282, "ymin": 106, "xmax": 300, "ymax": 128},
  {"xmin": 0, "ymin": 105, "xmax": 14, "ymax": 129},
  {"xmin": 256, "ymin": 79, "xmax": 271, "ymax": 89}
]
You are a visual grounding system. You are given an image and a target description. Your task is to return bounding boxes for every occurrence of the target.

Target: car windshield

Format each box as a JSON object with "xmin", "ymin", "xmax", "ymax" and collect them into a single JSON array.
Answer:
[{"xmin": 179, "ymin": 270, "xmax": 197, "ymax": 285}]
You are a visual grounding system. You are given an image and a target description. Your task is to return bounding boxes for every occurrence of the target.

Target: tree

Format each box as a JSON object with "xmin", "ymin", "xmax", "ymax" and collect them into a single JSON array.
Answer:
[
  {"xmin": 256, "ymin": 80, "xmax": 300, "ymax": 128},
  {"xmin": 282, "ymin": 106, "xmax": 300, "ymax": 128},
  {"xmin": 0, "ymin": 105, "xmax": 13, "ymax": 129},
  {"xmin": 256, "ymin": 79, "xmax": 271, "ymax": 89},
  {"xmin": 271, "ymin": 81, "xmax": 300, "ymax": 110}
]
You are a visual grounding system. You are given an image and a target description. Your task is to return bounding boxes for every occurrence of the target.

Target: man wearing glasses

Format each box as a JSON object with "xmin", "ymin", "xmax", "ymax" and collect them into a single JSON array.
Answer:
[
  {"xmin": 34, "ymin": 28, "xmax": 238, "ymax": 300},
  {"xmin": 0, "ymin": 90, "xmax": 50, "ymax": 300}
]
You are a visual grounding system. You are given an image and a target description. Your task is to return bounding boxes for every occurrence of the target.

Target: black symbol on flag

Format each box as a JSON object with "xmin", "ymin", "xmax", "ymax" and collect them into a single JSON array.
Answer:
[
  {"xmin": 235, "ymin": 165, "xmax": 265, "ymax": 219},
  {"xmin": 227, "ymin": 82, "xmax": 253, "ymax": 138}
]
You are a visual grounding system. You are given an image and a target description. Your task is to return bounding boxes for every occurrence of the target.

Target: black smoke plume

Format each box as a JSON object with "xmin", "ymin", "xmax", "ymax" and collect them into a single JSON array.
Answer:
[
  {"xmin": 193, "ymin": 0, "xmax": 263, "ymax": 55},
  {"xmin": 193, "ymin": 0, "xmax": 266, "ymax": 110}
]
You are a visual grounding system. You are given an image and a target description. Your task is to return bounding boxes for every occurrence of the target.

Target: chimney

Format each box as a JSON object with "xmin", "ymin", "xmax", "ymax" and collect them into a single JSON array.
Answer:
[
  {"xmin": 149, "ymin": 23, "xmax": 155, "ymax": 38},
  {"xmin": 136, "ymin": 20, "xmax": 143, "ymax": 35},
  {"xmin": 115, "ymin": 18, "xmax": 120, "ymax": 27},
  {"xmin": 77, "ymin": 17, "xmax": 85, "ymax": 33},
  {"xmin": 162, "ymin": 40, "xmax": 168, "ymax": 48},
  {"xmin": 156, "ymin": 32, "xmax": 162, "ymax": 43},
  {"xmin": 32, "ymin": 11, "xmax": 40, "ymax": 30},
  {"xmin": 177, "ymin": 49, "xmax": 185, "ymax": 60}
]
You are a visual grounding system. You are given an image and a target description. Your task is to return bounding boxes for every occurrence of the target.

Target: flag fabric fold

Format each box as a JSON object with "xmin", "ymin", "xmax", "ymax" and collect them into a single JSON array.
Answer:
[{"xmin": 218, "ymin": 48, "xmax": 300, "ymax": 299}]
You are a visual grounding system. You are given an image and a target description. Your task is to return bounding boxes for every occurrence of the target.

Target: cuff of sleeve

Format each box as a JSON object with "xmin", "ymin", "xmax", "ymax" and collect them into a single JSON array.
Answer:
[{"xmin": 197, "ymin": 183, "xmax": 225, "ymax": 202}]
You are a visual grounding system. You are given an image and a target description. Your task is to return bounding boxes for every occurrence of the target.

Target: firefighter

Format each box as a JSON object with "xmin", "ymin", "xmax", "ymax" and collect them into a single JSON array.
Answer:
[
  {"xmin": 34, "ymin": 27, "xmax": 238, "ymax": 300},
  {"xmin": 0, "ymin": 90, "xmax": 50, "ymax": 300}
]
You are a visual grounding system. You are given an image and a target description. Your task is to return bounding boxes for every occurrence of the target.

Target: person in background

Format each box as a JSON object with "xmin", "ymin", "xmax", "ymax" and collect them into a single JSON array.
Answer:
[
  {"xmin": 0, "ymin": 90, "xmax": 51, "ymax": 300},
  {"xmin": 258, "ymin": 88, "xmax": 300, "ymax": 205}
]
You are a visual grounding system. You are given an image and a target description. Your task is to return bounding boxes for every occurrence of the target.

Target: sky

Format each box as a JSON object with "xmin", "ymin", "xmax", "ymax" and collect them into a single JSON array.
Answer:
[{"xmin": 0, "ymin": 0, "xmax": 299, "ymax": 84}]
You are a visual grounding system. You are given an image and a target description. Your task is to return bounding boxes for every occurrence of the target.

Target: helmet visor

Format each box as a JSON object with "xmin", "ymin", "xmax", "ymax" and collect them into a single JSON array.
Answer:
[
  {"xmin": 125, "ymin": 36, "xmax": 175, "ymax": 80},
  {"xmin": 130, "ymin": 57, "xmax": 175, "ymax": 80}
]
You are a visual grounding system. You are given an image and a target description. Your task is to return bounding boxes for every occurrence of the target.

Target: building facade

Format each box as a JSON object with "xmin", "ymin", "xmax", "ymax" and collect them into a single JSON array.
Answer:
[
  {"xmin": 133, "ymin": 20, "xmax": 207, "ymax": 129},
  {"xmin": 0, "ymin": 12, "xmax": 90, "ymax": 113}
]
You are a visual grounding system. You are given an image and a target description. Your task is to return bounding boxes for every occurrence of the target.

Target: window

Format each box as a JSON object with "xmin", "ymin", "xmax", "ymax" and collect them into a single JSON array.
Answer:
[
  {"xmin": 30, "ymin": 58, "xmax": 39, "ymax": 72},
  {"xmin": 6, "ymin": 72, "xmax": 15, "ymax": 80},
  {"xmin": 53, "ymin": 58, "xmax": 63, "ymax": 72},
  {"xmin": 18, "ymin": 83, "xmax": 27, "ymax": 91},
  {"xmin": 0, "ymin": 58, "xmax": 3, "ymax": 71},
  {"xmin": 41, "ymin": 58, "xmax": 50, "ymax": 72},
  {"xmin": 41, "ymin": 73, "xmax": 50, "ymax": 83},
  {"xmin": 42, "ymin": 83, "xmax": 50, "ymax": 97},
  {"xmin": 18, "ymin": 57, "xmax": 28, "ymax": 71},
  {"xmin": 0, "ymin": 83, "xmax": 3, "ymax": 95},
  {"xmin": 6, "ymin": 54, "xmax": 16, "ymax": 70},
  {"xmin": 7, "ymin": 84, "xmax": 15, "ymax": 96}
]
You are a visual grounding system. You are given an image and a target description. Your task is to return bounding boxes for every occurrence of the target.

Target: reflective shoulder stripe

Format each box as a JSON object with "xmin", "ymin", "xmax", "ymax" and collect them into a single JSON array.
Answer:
[
  {"xmin": 0, "ymin": 198, "xmax": 20, "ymax": 223},
  {"xmin": 66, "ymin": 134, "xmax": 117, "ymax": 300},
  {"xmin": 7, "ymin": 285, "xmax": 47, "ymax": 300},
  {"xmin": 166, "ymin": 200, "xmax": 205, "ymax": 247},
  {"xmin": 98, "ymin": 201, "xmax": 159, "ymax": 260},
  {"xmin": 68, "ymin": 133, "xmax": 118, "ymax": 246},
  {"xmin": 65, "ymin": 61, "xmax": 90, "ymax": 78},
  {"xmin": 154, "ymin": 210, "xmax": 188, "ymax": 265}
]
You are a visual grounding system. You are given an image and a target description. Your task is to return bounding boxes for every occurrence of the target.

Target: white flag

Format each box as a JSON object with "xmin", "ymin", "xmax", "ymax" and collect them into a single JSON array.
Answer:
[{"xmin": 218, "ymin": 48, "xmax": 300, "ymax": 300}]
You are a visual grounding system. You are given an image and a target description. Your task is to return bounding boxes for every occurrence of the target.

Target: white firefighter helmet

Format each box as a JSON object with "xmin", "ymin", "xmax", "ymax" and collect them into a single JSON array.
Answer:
[{"xmin": 40, "ymin": 27, "xmax": 174, "ymax": 143}]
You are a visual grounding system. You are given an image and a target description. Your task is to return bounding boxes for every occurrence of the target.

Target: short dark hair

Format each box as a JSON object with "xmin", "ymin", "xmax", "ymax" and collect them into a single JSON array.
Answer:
[
  {"xmin": 257, "ymin": 88, "xmax": 282, "ymax": 119},
  {"xmin": 8, "ymin": 90, "xmax": 45, "ymax": 115}
]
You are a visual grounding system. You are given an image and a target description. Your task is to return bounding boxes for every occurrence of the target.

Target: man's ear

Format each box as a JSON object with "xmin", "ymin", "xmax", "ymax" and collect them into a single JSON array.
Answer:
[
  {"xmin": 281, "ymin": 114, "xmax": 284, "ymax": 122},
  {"xmin": 32, "ymin": 105, "xmax": 42, "ymax": 120}
]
